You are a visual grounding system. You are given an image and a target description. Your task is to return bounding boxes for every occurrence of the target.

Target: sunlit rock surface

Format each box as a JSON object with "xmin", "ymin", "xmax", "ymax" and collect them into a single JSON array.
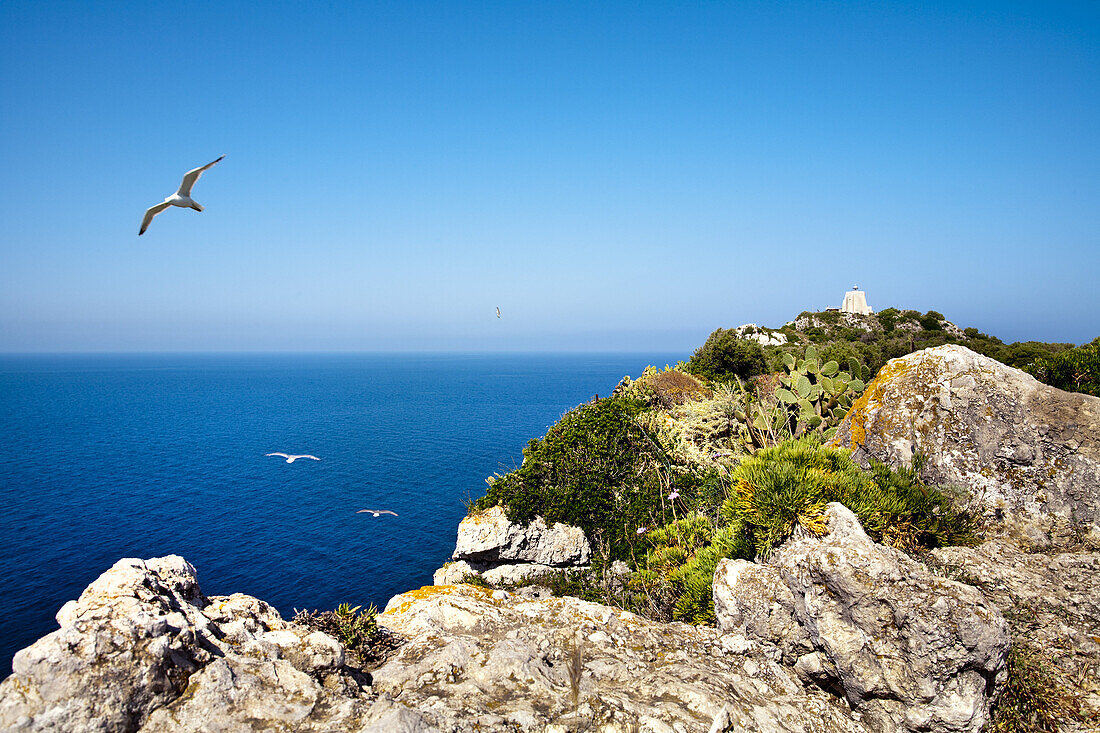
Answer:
[
  {"xmin": 834, "ymin": 345, "xmax": 1100, "ymax": 544},
  {"xmin": 434, "ymin": 505, "xmax": 591, "ymax": 585},
  {"xmin": 715, "ymin": 503, "xmax": 1010, "ymax": 733}
]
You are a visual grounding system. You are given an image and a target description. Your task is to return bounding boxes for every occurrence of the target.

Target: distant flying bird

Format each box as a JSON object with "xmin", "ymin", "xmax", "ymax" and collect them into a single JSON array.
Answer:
[
  {"xmin": 266, "ymin": 453, "xmax": 320, "ymax": 463},
  {"xmin": 139, "ymin": 155, "xmax": 225, "ymax": 235},
  {"xmin": 356, "ymin": 509, "xmax": 399, "ymax": 517},
  {"xmin": 496, "ymin": 307, "xmax": 501, "ymax": 318}
]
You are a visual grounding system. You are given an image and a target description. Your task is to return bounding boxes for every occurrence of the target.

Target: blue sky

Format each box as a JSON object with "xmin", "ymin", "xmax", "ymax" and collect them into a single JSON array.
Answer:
[{"xmin": 1, "ymin": 1, "xmax": 1097, "ymax": 352}]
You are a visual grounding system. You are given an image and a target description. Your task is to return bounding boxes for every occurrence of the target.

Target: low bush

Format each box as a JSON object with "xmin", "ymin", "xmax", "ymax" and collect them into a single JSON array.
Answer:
[
  {"xmin": 686, "ymin": 329, "xmax": 767, "ymax": 381},
  {"xmin": 721, "ymin": 438, "xmax": 977, "ymax": 558},
  {"xmin": 292, "ymin": 603, "xmax": 386, "ymax": 666},
  {"xmin": 1025, "ymin": 338, "xmax": 1100, "ymax": 396},
  {"xmin": 475, "ymin": 396, "xmax": 712, "ymax": 560},
  {"xmin": 919, "ymin": 314, "xmax": 942, "ymax": 331}
]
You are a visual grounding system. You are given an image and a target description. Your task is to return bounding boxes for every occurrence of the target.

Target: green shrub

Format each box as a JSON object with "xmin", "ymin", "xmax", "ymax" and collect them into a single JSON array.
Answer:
[
  {"xmin": 720, "ymin": 438, "xmax": 977, "ymax": 557},
  {"xmin": 877, "ymin": 308, "xmax": 900, "ymax": 333},
  {"xmin": 1025, "ymin": 338, "xmax": 1100, "ymax": 396},
  {"xmin": 919, "ymin": 314, "xmax": 943, "ymax": 331},
  {"xmin": 292, "ymin": 603, "xmax": 381, "ymax": 664},
  {"xmin": 666, "ymin": 523, "xmax": 751, "ymax": 624},
  {"xmin": 474, "ymin": 396, "xmax": 707, "ymax": 560},
  {"xmin": 686, "ymin": 329, "xmax": 767, "ymax": 381}
]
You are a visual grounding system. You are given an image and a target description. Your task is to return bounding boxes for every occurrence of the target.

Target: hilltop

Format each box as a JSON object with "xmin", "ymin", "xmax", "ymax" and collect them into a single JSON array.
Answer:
[{"xmin": 700, "ymin": 307, "xmax": 1077, "ymax": 380}]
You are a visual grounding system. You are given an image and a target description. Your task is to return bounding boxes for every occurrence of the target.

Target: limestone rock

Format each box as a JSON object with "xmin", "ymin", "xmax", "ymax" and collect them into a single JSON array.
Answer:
[
  {"xmin": 833, "ymin": 345, "xmax": 1100, "ymax": 542},
  {"xmin": 451, "ymin": 506, "xmax": 591, "ymax": 565},
  {"xmin": 712, "ymin": 559, "xmax": 812, "ymax": 664},
  {"xmin": 714, "ymin": 503, "xmax": 1010, "ymax": 733},
  {"xmin": 437, "ymin": 506, "xmax": 591, "ymax": 585},
  {"xmin": 0, "ymin": 556, "xmax": 217, "ymax": 732},
  {"xmin": 733, "ymin": 323, "xmax": 788, "ymax": 346},
  {"xmin": 930, "ymin": 540, "xmax": 1100, "ymax": 724},
  {"xmin": 0, "ymin": 556, "xmax": 372, "ymax": 732},
  {"xmin": 376, "ymin": 583, "xmax": 867, "ymax": 732}
]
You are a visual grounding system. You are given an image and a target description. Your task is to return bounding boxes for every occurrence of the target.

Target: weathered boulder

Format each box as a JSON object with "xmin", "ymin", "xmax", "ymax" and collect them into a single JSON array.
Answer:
[
  {"xmin": 451, "ymin": 506, "xmax": 591, "ymax": 565},
  {"xmin": 436, "ymin": 506, "xmax": 591, "ymax": 585},
  {"xmin": 929, "ymin": 540, "xmax": 1100, "ymax": 724},
  {"xmin": 714, "ymin": 503, "xmax": 1010, "ymax": 733},
  {"xmin": 375, "ymin": 583, "xmax": 868, "ymax": 732},
  {"xmin": 833, "ymin": 345, "xmax": 1100, "ymax": 543},
  {"xmin": 0, "ymin": 556, "xmax": 372, "ymax": 732},
  {"xmin": 713, "ymin": 560, "xmax": 813, "ymax": 666}
]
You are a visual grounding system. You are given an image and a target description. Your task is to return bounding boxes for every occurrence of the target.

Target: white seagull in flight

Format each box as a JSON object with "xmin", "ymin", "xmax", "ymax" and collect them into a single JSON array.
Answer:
[
  {"xmin": 266, "ymin": 453, "xmax": 320, "ymax": 463},
  {"xmin": 356, "ymin": 509, "xmax": 399, "ymax": 517},
  {"xmin": 139, "ymin": 155, "xmax": 225, "ymax": 235}
]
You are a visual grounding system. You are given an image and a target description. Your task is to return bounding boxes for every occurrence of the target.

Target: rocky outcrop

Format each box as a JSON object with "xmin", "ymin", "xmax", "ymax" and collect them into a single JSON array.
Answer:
[
  {"xmin": 714, "ymin": 503, "xmax": 1010, "ymax": 733},
  {"xmin": 734, "ymin": 323, "xmax": 788, "ymax": 346},
  {"xmin": 375, "ymin": 583, "xmax": 867, "ymax": 732},
  {"xmin": 0, "ymin": 556, "xmax": 375, "ymax": 732},
  {"xmin": 434, "ymin": 506, "xmax": 591, "ymax": 585},
  {"xmin": 929, "ymin": 540, "xmax": 1100, "ymax": 725},
  {"xmin": 833, "ymin": 345, "xmax": 1100, "ymax": 544},
  {"xmin": 1, "ymin": 554, "xmax": 884, "ymax": 733}
]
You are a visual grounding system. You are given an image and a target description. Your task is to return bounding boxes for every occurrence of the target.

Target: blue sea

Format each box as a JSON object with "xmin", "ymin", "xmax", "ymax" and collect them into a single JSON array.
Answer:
[{"xmin": 0, "ymin": 352, "xmax": 678, "ymax": 675}]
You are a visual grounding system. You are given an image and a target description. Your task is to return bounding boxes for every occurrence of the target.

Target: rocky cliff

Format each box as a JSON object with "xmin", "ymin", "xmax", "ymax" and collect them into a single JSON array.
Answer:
[{"xmin": 3, "ymin": 345, "xmax": 1100, "ymax": 731}]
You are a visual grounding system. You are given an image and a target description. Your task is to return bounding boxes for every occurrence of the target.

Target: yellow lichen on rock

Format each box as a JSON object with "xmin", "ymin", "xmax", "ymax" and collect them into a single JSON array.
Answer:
[
  {"xmin": 834, "ymin": 357, "xmax": 914, "ymax": 450},
  {"xmin": 383, "ymin": 583, "xmax": 495, "ymax": 616}
]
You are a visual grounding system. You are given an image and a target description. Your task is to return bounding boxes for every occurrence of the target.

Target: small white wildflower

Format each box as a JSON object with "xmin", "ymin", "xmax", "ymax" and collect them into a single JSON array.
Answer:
[
  {"xmin": 636, "ymin": 526, "xmax": 647, "ymax": 535},
  {"xmin": 669, "ymin": 490, "xmax": 680, "ymax": 500}
]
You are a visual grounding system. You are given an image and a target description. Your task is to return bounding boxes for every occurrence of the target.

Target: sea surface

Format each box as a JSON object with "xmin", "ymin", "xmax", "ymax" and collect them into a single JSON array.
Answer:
[{"xmin": 0, "ymin": 352, "xmax": 680, "ymax": 675}]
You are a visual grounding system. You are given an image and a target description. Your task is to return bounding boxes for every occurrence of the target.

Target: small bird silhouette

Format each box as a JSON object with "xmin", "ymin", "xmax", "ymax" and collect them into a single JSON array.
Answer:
[
  {"xmin": 266, "ymin": 453, "xmax": 320, "ymax": 463},
  {"xmin": 356, "ymin": 509, "xmax": 399, "ymax": 517},
  {"xmin": 140, "ymin": 155, "xmax": 225, "ymax": 235},
  {"xmin": 496, "ymin": 307, "xmax": 501, "ymax": 318}
]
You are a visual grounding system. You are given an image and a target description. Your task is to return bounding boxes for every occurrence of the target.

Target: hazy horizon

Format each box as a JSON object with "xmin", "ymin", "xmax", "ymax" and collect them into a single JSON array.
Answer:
[{"xmin": 3, "ymin": 1, "xmax": 1097, "ymax": 352}]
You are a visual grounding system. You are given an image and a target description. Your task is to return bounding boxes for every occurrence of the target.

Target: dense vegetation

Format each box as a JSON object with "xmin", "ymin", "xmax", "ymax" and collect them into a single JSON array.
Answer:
[
  {"xmin": 633, "ymin": 439, "xmax": 977, "ymax": 624},
  {"xmin": 472, "ymin": 336, "xmax": 980, "ymax": 624},
  {"xmin": 685, "ymin": 328, "xmax": 766, "ymax": 381},
  {"xmin": 1024, "ymin": 337, "xmax": 1100, "ymax": 397},
  {"xmin": 474, "ymin": 395, "xmax": 720, "ymax": 561},
  {"xmin": 463, "ymin": 307, "xmax": 1094, "ymax": 730},
  {"xmin": 704, "ymin": 307, "xmax": 1082, "ymax": 387},
  {"xmin": 471, "ymin": 309, "xmax": 1093, "ymax": 619}
]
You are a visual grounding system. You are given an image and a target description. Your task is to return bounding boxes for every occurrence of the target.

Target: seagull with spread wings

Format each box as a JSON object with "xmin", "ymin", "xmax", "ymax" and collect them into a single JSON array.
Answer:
[
  {"xmin": 139, "ymin": 155, "xmax": 225, "ymax": 235},
  {"xmin": 266, "ymin": 453, "xmax": 320, "ymax": 463},
  {"xmin": 356, "ymin": 509, "xmax": 399, "ymax": 517}
]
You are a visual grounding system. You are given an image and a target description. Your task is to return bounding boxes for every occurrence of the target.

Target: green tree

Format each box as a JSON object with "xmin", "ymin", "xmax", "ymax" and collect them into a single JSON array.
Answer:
[{"xmin": 686, "ymin": 329, "xmax": 767, "ymax": 381}]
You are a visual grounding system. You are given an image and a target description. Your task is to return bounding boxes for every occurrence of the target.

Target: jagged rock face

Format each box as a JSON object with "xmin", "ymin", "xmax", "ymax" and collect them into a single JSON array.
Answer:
[
  {"xmin": 375, "ymin": 583, "xmax": 869, "ymax": 732},
  {"xmin": 0, "ymin": 556, "xmax": 374, "ymax": 732},
  {"xmin": 436, "ymin": 506, "xmax": 591, "ymax": 584},
  {"xmin": 1, "ymin": 555, "xmax": 883, "ymax": 733},
  {"xmin": 929, "ymin": 541, "xmax": 1100, "ymax": 724},
  {"xmin": 714, "ymin": 503, "xmax": 1010, "ymax": 733},
  {"xmin": 833, "ymin": 345, "xmax": 1100, "ymax": 541}
]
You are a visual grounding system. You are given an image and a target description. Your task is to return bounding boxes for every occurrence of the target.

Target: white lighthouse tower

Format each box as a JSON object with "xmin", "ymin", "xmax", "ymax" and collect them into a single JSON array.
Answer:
[{"xmin": 841, "ymin": 285, "xmax": 873, "ymax": 315}]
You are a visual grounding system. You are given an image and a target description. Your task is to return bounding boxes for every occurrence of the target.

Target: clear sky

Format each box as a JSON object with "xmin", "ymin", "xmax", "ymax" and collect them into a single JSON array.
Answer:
[{"xmin": 1, "ymin": 1, "xmax": 1097, "ymax": 352}]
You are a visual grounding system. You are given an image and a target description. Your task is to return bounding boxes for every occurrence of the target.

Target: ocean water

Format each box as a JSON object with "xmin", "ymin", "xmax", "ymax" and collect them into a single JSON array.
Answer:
[{"xmin": 0, "ymin": 352, "xmax": 679, "ymax": 675}]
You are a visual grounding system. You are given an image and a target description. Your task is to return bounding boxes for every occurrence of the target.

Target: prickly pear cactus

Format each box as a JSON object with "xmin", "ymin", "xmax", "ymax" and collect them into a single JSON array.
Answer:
[{"xmin": 775, "ymin": 346, "xmax": 868, "ymax": 439}]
